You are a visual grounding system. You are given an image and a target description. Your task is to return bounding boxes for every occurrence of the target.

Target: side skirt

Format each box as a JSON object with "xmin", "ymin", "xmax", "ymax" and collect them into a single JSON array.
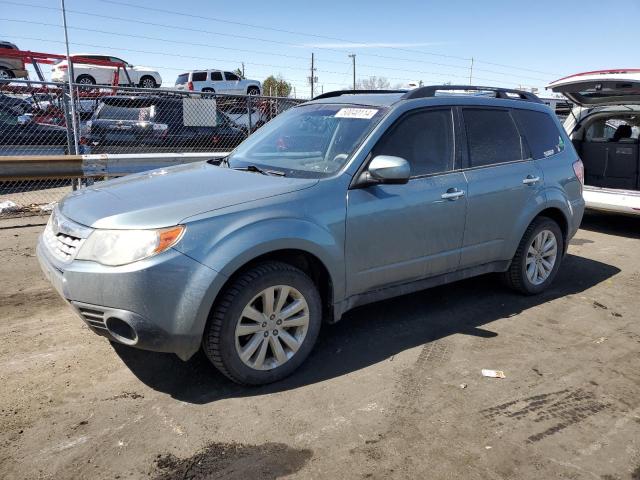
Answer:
[{"xmin": 332, "ymin": 260, "xmax": 510, "ymax": 322}]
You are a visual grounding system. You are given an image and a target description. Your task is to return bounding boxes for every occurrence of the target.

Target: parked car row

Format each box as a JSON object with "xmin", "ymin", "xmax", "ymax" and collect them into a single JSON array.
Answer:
[{"xmin": 1, "ymin": 40, "xmax": 263, "ymax": 94}]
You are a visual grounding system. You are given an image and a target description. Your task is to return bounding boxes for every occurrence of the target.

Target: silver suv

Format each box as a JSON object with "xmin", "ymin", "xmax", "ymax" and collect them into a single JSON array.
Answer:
[{"xmin": 37, "ymin": 86, "xmax": 585, "ymax": 385}]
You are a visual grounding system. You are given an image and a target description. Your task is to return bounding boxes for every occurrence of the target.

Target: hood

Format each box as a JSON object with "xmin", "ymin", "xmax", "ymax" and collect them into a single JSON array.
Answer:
[
  {"xmin": 547, "ymin": 69, "xmax": 640, "ymax": 106},
  {"xmin": 59, "ymin": 162, "xmax": 318, "ymax": 229}
]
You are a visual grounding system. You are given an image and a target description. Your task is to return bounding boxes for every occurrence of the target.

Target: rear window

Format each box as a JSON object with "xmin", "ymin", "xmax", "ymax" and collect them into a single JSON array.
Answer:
[
  {"xmin": 192, "ymin": 72, "xmax": 207, "ymax": 82},
  {"xmin": 98, "ymin": 104, "xmax": 154, "ymax": 121},
  {"xmin": 175, "ymin": 74, "xmax": 189, "ymax": 85},
  {"xmin": 0, "ymin": 43, "xmax": 17, "ymax": 50},
  {"xmin": 211, "ymin": 71, "xmax": 223, "ymax": 81},
  {"xmin": 512, "ymin": 109, "xmax": 565, "ymax": 159},
  {"xmin": 463, "ymin": 109, "xmax": 523, "ymax": 167}
]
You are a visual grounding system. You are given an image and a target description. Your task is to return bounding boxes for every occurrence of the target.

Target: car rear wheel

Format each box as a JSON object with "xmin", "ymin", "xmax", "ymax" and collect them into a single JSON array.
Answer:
[
  {"xmin": 139, "ymin": 76, "xmax": 157, "ymax": 89},
  {"xmin": 203, "ymin": 261, "xmax": 322, "ymax": 385},
  {"xmin": 0, "ymin": 67, "xmax": 14, "ymax": 81},
  {"xmin": 503, "ymin": 216, "xmax": 564, "ymax": 295},
  {"xmin": 75, "ymin": 74, "xmax": 96, "ymax": 90}
]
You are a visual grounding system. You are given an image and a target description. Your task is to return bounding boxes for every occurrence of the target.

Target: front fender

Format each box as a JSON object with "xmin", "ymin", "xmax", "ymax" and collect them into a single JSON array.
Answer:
[{"xmin": 176, "ymin": 215, "xmax": 346, "ymax": 308}]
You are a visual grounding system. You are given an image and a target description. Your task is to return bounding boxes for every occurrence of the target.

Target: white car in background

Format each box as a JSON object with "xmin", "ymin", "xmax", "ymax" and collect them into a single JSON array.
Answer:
[
  {"xmin": 51, "ymin": 54, "xmax": 162, "ymax": 88},
  {"xmin": 174, "ymin": 69, "xmax": 261, "ymax": 95},
  {"xmin": 548, "ymin": 69, "xmax": 640, "ymax": 216}
]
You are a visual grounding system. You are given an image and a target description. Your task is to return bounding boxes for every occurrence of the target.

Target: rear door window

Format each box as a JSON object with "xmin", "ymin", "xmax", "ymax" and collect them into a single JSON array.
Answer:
[
  {"xmin": 462, "ymin": 109, "xmax": 523, "ymax": 167},
  {"xmin": 372, "ymin": 109, "xmax": 454, "ymax": 176},
  {"xmin": 192, "ymin": 71, "xmax": 207, "ymax": 82},
  {"xmin": 512, "ymin": 109, "xmax": 565, "ymax": 159},
  {"xmin": 211, "ymin": 71, "xmax": 223, "ymax": 81}
]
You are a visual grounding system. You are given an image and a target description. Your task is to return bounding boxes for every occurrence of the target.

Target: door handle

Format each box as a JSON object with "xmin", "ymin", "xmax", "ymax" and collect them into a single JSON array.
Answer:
[
  {"xmin": 522, "ymin": 175, "xmax": 541, "ymax": 185},
  {"xmin": 441, "ymin": 188, "xmax": 465, "ymax": 200}
]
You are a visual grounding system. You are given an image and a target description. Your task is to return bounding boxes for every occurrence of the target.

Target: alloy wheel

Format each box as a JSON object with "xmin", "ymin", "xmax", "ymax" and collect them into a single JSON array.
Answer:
[
  {"xmin": 525, "ymin": 229, "xmax": 558, "ymax": 285},
  {"xmin": 234, "ymin": 285, "xmax": 310, "ymax": 371}
]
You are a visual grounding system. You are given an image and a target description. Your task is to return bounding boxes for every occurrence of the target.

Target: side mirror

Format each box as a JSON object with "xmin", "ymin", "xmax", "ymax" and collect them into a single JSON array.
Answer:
[
  {"xmin": 357, "ymin": 155, "xmax": 411, "ymax": 186},
  {"xmin": 17, "ymin": 114, "xmax": 33, "ymax": 126}
]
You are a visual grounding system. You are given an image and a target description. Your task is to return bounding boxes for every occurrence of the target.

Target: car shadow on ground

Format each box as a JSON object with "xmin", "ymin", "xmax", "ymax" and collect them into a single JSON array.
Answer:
[
  {"xmin": 112, "ymin": 253, "xmax": 620, "ymax": 404},
  {"xmin": 579, "ymin": 212, "xmax": 640, "ymax": 239}
]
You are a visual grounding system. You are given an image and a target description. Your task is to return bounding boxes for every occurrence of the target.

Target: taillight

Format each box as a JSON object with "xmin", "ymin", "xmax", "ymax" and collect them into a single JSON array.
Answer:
[
  {"xmin": 573, "ymin": 159, "xmax": 584, "ymax": 186},
  {"xmin": 187, "ymin": 81, "xmax": 194, "ymax": 91}
]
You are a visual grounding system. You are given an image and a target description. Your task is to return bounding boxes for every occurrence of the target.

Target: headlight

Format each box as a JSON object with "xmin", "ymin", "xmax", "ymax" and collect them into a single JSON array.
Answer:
[{"xmin": 76, "ymin": 225, "xmax": 185, "ymax": 266}]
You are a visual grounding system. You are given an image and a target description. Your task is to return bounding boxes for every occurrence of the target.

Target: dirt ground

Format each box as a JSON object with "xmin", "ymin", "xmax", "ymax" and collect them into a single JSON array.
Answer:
[{"xmin": 0, "ymin": 213, "xmax": 639, "ymax": 480}]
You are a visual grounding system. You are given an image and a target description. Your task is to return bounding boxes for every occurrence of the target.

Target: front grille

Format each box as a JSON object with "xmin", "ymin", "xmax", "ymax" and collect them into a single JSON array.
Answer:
[
  {"xmin": 42, "ymin": 208, "xmax": 91, "ymax": 264},
  {"xmin": 43, "ymin": 223, "xmax": 82, "ymax": 263},
  {"xmin": 76, "ymin": 306, "xmax": 109, "ymax": 334}
]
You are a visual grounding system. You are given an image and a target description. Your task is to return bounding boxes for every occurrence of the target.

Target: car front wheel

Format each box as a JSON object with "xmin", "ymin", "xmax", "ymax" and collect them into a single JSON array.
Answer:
[
  {"xmin": 503, "ymin": 216, "xmax": 564, "ymax": 295},
  {"xmin": 203, "ymin": 261, "xmax": 322, "ymax": 385}
]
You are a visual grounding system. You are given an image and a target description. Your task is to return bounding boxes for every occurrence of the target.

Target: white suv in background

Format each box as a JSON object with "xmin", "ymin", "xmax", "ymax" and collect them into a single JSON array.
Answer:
[
  {"xmin": 175, "ymin": 70, "xmax": 261, "ymax": 95},
  {"xmin": 51, "ymin": 54, "xmax": 162, "ymax": 88}
]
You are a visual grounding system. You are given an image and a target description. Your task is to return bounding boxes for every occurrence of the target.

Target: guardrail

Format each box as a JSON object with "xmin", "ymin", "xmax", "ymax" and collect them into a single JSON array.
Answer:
[{"xmin": 0, "ymin": 152, "xmax": 227, "ymax": 218}]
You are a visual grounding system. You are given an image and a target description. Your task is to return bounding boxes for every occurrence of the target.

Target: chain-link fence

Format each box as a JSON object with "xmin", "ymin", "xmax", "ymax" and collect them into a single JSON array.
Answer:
[
  {"xmin": 0, "ymin": 79, "xmax": 304, "ymax": 156},
  {"xmin": 0, "ymin": 79, "xmax": 304, "ymax": 218}
]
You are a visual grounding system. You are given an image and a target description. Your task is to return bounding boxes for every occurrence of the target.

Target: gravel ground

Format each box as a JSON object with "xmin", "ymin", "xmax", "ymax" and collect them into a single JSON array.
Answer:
[{"xmin": 0, "ymin": 213, "xmax": 639, "ymax": 480}]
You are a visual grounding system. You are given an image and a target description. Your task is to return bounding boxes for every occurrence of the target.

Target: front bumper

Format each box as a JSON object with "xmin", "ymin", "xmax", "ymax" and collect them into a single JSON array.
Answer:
[
  {"xmin": 583, "ymin": 186, "xmax": 640, "ymax": 216},
  {"xmin": 36, "ymin": 235, "xmax": 227, "ymax": 360}
]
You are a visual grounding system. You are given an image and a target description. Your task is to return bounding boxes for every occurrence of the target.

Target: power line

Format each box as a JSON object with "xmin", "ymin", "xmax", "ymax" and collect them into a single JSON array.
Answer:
[
  {"xmin": 95, "ymin": 0, "xmax": 561, "ymax": 77},
  {"xmin": 2, "ymin": 21, "xmax": 534, "ymax": 86},
  {"xmin": 0, "ymin": 0, "xmax": 557, "ymax": 82}
]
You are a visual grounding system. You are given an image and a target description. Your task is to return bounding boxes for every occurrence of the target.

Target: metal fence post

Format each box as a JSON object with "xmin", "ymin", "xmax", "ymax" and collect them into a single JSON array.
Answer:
[
  {"xmin": 60, "ymin": 85, "xmax": 80, "ymax": 190},
  {"xmin": 246, "ymin": 95, "xmax": 252, "ymax": 137}
]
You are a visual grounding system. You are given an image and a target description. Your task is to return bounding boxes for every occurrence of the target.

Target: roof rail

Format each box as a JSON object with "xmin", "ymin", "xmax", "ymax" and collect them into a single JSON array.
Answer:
[
  {"xmin": 312, "ymin": 89, "xmax": 407, "ymax": 100},
  {"xmin": 401, "ymin": 85, "xmax": 542, "ymax": 103}
]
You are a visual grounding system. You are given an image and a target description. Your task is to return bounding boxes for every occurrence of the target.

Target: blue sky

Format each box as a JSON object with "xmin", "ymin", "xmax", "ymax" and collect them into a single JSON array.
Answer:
[{"xmin": 1, "ymin": 0, "xmax": 639, "ymax": 98}]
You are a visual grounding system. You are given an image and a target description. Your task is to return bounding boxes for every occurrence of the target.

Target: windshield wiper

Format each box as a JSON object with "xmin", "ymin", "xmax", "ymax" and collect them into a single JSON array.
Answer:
[{"xmin": 234, "ymin": 165, "xmax": 286, "ymax": 176}]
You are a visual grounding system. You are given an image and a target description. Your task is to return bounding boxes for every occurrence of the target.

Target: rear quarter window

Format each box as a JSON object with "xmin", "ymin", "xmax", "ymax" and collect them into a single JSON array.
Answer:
[
  {"xmin": 512, "ymin": 109, "xmax": 565, "ymax": 159},
  {"xmin": 192, "ymin": 72, "xmax": 207, "ymax": 82}
]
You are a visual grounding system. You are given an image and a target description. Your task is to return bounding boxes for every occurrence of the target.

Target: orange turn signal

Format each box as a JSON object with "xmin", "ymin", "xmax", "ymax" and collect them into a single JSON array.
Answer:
[{"xmin": 154, "ymin": 225, "xmax": 185, "ymax": 254}]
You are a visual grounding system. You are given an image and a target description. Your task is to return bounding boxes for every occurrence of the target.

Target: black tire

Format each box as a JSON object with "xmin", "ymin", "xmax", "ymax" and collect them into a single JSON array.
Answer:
[
  {"xmin": 138, "ymin": 76, "xmax": 157, "ymax": 89},
  {"xmin": 0, "ymin": 67, "xmax": 15, "ymax": 82},
  {"xmin": 503, "ymin": 216, "xmax": 564, "ymax": 295},
  {"xmin": 201, "ymin": 88, "xmax": 215, "ymax": 98},
  {"xmin": 203, "ymin": 261, "xmax": 322, "ymax": 385},
  {"xmin": 75, "ymin": 74, "xmax": 96, "ymax": 90},
  {"xmin": 247, "ymin": 86, "xmax": 260, "ymax": 96}
]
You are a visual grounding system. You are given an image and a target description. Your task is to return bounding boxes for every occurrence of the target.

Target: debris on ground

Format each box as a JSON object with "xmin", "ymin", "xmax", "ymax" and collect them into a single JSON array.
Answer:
[
  {"xmin": 481, "ymin": 369, "xmax": 506, "ymax": 379},
  {"xmin": 0, "ymin": 200, "xmax": 19, "ymax": 214}
]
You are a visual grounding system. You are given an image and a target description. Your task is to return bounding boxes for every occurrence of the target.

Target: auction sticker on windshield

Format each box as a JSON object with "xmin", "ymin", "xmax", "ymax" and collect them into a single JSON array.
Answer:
[{"xmin": 335, "ymin": 108, "xmax": 379, "ymax": 119}]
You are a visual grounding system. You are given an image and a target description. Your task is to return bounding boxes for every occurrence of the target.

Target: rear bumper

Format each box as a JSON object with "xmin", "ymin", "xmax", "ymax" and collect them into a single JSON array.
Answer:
[
  {"xmin": 36, "ymin": 236, "xmax": 227, "ymax": 360},
  {"xmin": 583, "ymin": 186, "xmax": 640, "ymax": 216}
]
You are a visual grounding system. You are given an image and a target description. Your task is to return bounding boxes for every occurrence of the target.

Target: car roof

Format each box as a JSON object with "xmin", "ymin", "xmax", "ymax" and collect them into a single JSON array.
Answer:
[{"xmin": 305, "ymin": 86, "xmax": 545, "ymax": 110}]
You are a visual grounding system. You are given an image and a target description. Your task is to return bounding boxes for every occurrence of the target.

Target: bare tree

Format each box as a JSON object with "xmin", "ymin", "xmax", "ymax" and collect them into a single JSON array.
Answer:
[{"xmin": 355, "ymin": 76, "xmax": 391, "ymax": 90}]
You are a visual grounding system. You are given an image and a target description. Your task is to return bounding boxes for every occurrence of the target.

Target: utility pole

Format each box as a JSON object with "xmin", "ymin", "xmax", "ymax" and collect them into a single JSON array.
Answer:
[
  {"xmin": 469, "ymin": 57, "xmax": 474, "ymax": 85},
  {"xmin": 241, "ymin": 62, "xmax": 245, "ymax": 77},
  {"xmin": 60, "ymin": 0, "xmax": 79, "ymax": 156},
  {"xmin": 348, "ymin": 53, "xmax": 356, "ymax": 90},
  {"xmin": 310, "ymin": 53, "xmax": 315, "ymax": 99}
]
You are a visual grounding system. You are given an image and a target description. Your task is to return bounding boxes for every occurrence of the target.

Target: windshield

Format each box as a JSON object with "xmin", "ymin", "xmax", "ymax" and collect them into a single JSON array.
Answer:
[
  {"xmin": 176, "ymin": 73, "xmax": 189, "ymax": 85},
  {"xmin": 97, "ymin": 104, "xmax": 154, "ymax": 122},
  {"xmin": 226, "ymin": 103, "xmax": 387, "ymax": 178}
]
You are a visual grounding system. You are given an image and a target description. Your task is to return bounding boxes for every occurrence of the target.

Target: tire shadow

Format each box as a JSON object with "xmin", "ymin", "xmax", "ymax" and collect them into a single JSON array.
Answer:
[{"xmin": 112, "ymin": 253, "xmax": 620, "ymax": 404}]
